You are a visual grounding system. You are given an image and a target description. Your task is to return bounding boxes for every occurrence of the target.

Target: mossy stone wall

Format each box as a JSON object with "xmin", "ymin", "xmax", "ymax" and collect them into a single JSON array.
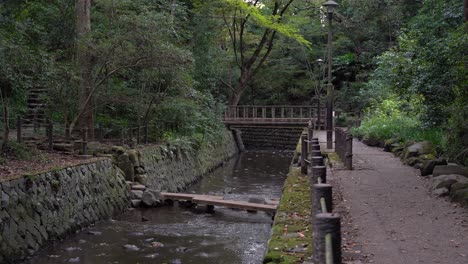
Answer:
[{"xmin": 0, "ymin": 159, "xmax": 129, "ymax": 263}]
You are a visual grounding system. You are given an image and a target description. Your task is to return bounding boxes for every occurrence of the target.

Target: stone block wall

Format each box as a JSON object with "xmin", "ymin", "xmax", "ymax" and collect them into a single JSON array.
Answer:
[
  {"xmin": 139, "ymin": 131, "xmax": 238, "ymax": 192},
  {"xmin": 0, "ymin": 159, "xmax": 129, "ymax": 263},
  {"xmin": 232, "ymin": 126, "xmax": 304, "ymax": 150}
]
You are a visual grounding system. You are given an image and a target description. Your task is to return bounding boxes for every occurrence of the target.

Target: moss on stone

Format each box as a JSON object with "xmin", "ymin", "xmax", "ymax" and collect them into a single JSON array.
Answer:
[{"xmin": 263, "ymin": 167, "xmax": 312, "ymax": 264}]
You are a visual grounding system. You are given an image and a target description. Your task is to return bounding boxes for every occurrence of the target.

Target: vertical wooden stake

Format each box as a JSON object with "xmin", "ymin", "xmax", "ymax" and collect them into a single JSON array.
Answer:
[
  {"xmin": 313, "ymin": 213, "xmax": 341, "ymax": 264},
  {"xmin": 137, "ymin": 125, "xmax": 141, "ymax": 145},
  {"xmin": 301, "ymin": 135, "xmax": 308, "ymax": 174},
  {"xmin": 81, "ymin": 128, "xmax": 87, "ymax": 155},
  {"xmin": 144, "ymin": 125, "xmax": 148, "ymax": 144},
  {"xmin": 120, "ymin": 129, "xmax": 125, "ymax": 146},
  {"xmin": 16, "ymin": 116, "xmax": 22, "ymax": 143},
  {"xmin": 48, "ymin": 121, "xmax": 53, "ymax": 151}
]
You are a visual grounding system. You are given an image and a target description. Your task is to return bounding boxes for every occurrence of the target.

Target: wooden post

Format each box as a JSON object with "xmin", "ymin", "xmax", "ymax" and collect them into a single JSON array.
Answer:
[
  {"xmin": 262, "ymin": 107, "xmax": 266, "ymax": 119},
  {"xmin": 120, "ymin": 129, "xmax": 125, "ymax": 146},
  {"xmin": 312, "ymin": 156, "xmax": 324, "ymax": 167},
  {"xmin": 16, "ymin": 116, "xmax": 22, "ymax": 143},
  {"xmin": 281, "ymin": 108, "xmax": 285, "ymax": 119},
  {"xmin": 97, "ymin": 127, "xmax": 103, "ymax": 142},
  {"xmin": 81, "ymin": 128, "xmax": 87, "ymax": 155},
  {"xmin": 345, "ymin": 134, "xmax": 353, "ymax": 170},
  {"xmin": 312, "ymin": 144, "xmax": 321, "ymax": 151},
  {"xmin": 144, "ymin": 125, "xmax": 148, "ymax": 144},
  {"xmin": 48, "ymin": 121, "xmax": 53, "ymax": 151},
  {"xmin": 300, "ymin": 107, "xmax": 303, "ymax": 119},
  {"xmin": 308, "ymin": 120, "xmax": 313, "ymax": 140},
  {"xmin": 301, "ymin": 135, "xmax": 308, "ymax": 175},
  {"xmin": 311, "ymin": 165, "xmax": 326, "ymax": 185},
  {"xmin": 243, "ymin": 107, "xmax": 246, "ymax": 120},
  {"xmin": 313, "ymin": 213, "xmax": 341, "ymax": 264},
  {"xmin": 313, "ymin": 184, "xmax": 333, "ymax": 215},
  {"xmin": 272, "ymin": 107, "xmax": 276, "ymax": 120},
  {"xmin": 128, "ymin": 128, "xmax": 133, "ymax": 147},
  {"xmin": 137, "ymin": 125, "xmax": 141, "ymax": 145}
]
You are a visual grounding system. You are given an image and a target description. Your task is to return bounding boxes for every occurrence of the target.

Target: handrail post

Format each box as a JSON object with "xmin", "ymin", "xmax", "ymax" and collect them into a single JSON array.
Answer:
[
  {"xmin": 47, "ymin": 120, "xmax": 53, "ymax": 151},
  {"xmin": 81, "ymin": 128, "xmax": 87, "ymax": 155},
  {"xmin": 313, "ymin": 213, "xmax": 341, "ymax": 264},
  {"xmin": 313, "ymin": 184, "xmax": 333, "ymax": 215},
  {"xmin": 272, "ymin": 107, "xmax": 276, "ymax": 121},
  {"xmin": 345, "ymin": 133, "xmax": 353, "ymax": 170},
  {"xmin": 308, "ymin": 119, "xmax": 313, "ymax": 146},
  {"xmin": 137, "ymin": 125, "xmax": 141, "ymax": 145},
  {"xmin": 16, "ymin": 116, "xmax": 22, "ymax": 144},
  {"xmin": 301, "ymin": 134, "xmax": 308, "ymax": 174},
  {"xmin": 120, "ymin": 129, "xmax": 125, "ymax": 146},
  {"xmin": 311, "ymin": 165, "xmax": 326, "ymax": 185},
  {"xmin": 144, "ymin": 125, "xmax": 148, "ymax": 144}
]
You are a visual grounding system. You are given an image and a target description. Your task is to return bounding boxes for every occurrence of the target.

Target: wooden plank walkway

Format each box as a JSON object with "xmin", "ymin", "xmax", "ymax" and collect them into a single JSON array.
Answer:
[{"xmin": 160, "ymin": 192, "xmax": 278, "ymax": 213}]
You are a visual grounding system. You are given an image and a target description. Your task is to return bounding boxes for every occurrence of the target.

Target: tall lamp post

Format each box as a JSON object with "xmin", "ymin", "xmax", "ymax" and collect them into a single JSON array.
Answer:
[
  {"xmin": 323, "ymin": 0, "xmax": 339, "ymax": 149},
  {"xmin": 316, "ymin": 59, "xmax": 324, "ymax": 130}
]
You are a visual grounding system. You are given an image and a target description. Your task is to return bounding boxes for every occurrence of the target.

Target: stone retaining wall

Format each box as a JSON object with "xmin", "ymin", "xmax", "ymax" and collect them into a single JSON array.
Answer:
[
  {"xmin": 0, "ymin": 130, "xmax": 238, "ymax": 263},
  {"xmin": 0, "ymin": 159, "xmax": 129, "ymax": 263},
  {"xmin": 231, "ymin": 126, "xmax": 304, "ymax": 150},
  {"xmin": 139, "ymin": 131, "xmax": 238, "ymax": 191}
]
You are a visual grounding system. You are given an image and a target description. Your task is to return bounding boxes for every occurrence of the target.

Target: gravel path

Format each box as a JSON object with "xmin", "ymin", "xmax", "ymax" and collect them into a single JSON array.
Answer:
[{"xmin": 333, "ymin": 139, "xmax": 468, "ymax": 264}]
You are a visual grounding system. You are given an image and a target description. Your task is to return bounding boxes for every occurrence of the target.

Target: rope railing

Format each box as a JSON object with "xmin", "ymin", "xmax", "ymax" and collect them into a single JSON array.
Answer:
[{"xmin": 300, "ymin": 120, "xmax": 342, "ymax": 264}]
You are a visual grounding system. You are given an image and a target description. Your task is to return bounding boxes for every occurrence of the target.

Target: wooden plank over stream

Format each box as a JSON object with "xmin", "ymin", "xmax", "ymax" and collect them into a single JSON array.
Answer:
[{"xmin": 160, "ymin": 192, "xmax": 278, "ymax": 213}]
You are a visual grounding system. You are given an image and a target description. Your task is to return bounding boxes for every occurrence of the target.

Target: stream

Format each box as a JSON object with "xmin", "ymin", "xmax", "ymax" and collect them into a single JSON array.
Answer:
[{"xmin": 26, "ymin": 150, "xmax": 292, "ymax": 264}]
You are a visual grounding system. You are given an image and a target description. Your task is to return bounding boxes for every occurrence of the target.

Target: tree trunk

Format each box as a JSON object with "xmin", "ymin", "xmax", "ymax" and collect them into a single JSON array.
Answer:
[
  {"xmin": 76, "ymin": 0, "xmax": 95, "ymax": 139},
  {"xmin": 228, "ymin": 69, "xmax": 251, "ymax": 106}
]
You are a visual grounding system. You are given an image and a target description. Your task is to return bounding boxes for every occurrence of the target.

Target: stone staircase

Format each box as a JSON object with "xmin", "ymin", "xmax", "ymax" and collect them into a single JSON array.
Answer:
[
  {"xmin": 24, "ymin": 88, "xmax": 48, "ymax": 126},
  {"xmin": 232, "ymin": 126, "xmax": 304, "ymax": 150}
]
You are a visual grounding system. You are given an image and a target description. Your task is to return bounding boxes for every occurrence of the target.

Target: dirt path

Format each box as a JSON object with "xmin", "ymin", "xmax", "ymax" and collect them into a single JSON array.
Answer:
[{"xmin": 332, "ymin": 139, "xmax": 468, "ymax": 264}]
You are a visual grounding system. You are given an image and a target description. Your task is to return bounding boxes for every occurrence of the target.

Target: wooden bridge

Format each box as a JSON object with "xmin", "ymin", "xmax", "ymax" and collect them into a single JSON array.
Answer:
[
  {"xmin": 223, "ymin": 105, "xmax": 326, "ymax": 127},
  {"xmin": 161, "ymin": 192, "xmax": 278, "ymax": 213}
]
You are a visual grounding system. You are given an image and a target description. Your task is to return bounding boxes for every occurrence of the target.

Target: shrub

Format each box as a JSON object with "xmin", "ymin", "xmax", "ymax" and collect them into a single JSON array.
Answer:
[{"xmin": 352, "ymin": 96, "xmax": 443, "ymax": 149}]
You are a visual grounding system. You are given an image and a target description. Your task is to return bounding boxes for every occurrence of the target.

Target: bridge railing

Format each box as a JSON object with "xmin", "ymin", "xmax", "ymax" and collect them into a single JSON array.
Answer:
[{"xmin": 224, "ymin": 105, "xmax": 326, "ymax": 124}]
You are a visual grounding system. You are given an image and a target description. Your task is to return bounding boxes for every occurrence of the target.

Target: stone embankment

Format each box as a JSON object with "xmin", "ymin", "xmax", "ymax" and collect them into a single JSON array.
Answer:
[
  {"xmin": 374, "ymin": 139, "xmax": 468, "ymax": 206},
  {"xmin": 0, "ymin": 159, "xmax": 129, "ymax": 263},
  {"xmin": 0, "ymin": 130, "xmax": 238, "ymax": 263},
  {"xmin": 113, "ymin": 130, "xmax": 238, "ymax": 191}
]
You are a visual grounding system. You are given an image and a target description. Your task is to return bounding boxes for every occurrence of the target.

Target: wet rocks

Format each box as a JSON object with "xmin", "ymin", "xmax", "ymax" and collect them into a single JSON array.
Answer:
[
  {"xmin": 123, "ymin": 244, "xmax": 140, "ymax": 251},
  {"xmin": 87, "ymin": 231, "xmax": 102, "ymax": 236},
  {"xmin": 68, "ymin": 257, "xmax": 80, "ymax": 263},
  {"xmin": 130, "ymin": 190, "xmax": 143, "ymax": 199},
  {"xmin": 128, "ymin": 183, "xmax": 164, "ymax": 208},
  {"xmin": 141, "ymin": 189, "xmax": 163, "ymax": 207}
]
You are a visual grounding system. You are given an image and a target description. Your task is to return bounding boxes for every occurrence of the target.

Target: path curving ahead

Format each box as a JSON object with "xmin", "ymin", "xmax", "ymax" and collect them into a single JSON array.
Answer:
[{"xmin": 333, "ymin": 139, "xmax": 468, "ymax": 264}]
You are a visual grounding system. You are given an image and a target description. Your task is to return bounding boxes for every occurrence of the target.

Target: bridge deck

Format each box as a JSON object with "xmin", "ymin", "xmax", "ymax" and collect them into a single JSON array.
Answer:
[{"xmin": 161, "ymin": 192, "xmax": 278, "ymax": 213}]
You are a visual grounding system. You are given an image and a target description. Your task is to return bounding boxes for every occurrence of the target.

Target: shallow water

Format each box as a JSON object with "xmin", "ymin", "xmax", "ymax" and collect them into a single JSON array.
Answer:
[{"xmin": 26, "ymin": 151, "xmax": 292, "ymax": 264}]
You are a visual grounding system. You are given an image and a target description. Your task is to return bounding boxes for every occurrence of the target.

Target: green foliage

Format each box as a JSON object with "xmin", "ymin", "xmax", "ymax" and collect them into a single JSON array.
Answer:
[
  {"xmin": 1, "ymin": 141, "xmax": 48, "ymax": 162},
  {"xmin": 352, "ymin": 96, "xmax": 443, "ymax": 148}
]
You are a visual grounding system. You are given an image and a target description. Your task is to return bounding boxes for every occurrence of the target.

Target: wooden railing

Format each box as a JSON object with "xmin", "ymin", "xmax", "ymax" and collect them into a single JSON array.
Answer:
[{"xmin": 224, "ymin": 105, "xmax": 326, "ymax": 125}]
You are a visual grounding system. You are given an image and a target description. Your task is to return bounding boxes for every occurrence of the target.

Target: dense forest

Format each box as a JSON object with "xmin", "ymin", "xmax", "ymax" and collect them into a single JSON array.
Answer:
[{"xmin": 0, "ymin": 0, "xmax": 466, "ymax": 164}]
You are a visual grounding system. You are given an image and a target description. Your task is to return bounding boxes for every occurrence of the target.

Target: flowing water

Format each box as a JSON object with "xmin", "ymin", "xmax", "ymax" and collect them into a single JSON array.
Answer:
[{"xmin": 26, "ymin": 150, "xmax": 292, "ymax": 264}]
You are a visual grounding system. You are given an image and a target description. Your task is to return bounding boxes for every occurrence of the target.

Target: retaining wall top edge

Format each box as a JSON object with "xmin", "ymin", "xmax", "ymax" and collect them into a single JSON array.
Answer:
[{"xmin": 0, "ymin": 157, "xmax": 111, "ymax": 184}]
